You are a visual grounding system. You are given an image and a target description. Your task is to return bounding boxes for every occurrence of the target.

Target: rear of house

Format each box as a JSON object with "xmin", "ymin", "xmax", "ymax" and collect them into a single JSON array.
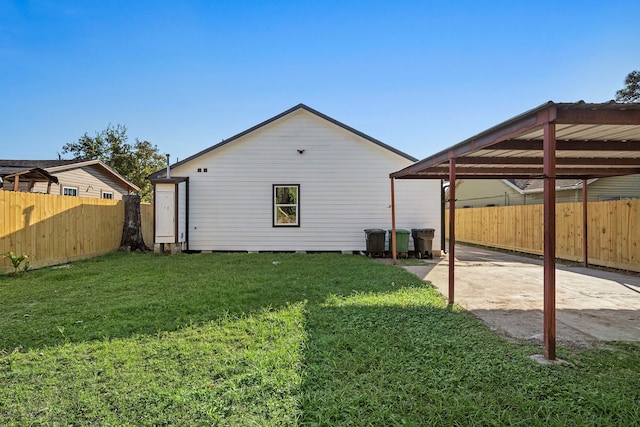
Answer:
[{"xmin": 150, "ymin": 104, "xmax": 441, "ymax": 254}]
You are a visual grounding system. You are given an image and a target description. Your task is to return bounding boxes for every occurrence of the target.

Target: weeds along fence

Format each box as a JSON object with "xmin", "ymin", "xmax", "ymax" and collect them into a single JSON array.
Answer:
[
  {"xmin": 445, "ymin": 199, "xmax": 640, "ymax": 273},
  {"xmin": 1, "ymin": 191, "xmax": 153, "ymax": 274}
]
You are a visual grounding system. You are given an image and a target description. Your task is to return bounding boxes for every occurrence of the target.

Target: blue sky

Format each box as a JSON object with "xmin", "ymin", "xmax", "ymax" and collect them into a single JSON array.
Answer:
[{"xmin": 1, "ymin": 0, "xmax": 639, "ymax": 162}]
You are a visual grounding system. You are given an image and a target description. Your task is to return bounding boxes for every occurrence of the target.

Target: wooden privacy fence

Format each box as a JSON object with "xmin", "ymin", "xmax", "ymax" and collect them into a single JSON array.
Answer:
[
  {"xmin": 445, "ymin": 200, "xmax": 640, "ymax": 272},
  {"xmin": 1, "ymin": 191, "xmax": 153, "ymax": 274}
]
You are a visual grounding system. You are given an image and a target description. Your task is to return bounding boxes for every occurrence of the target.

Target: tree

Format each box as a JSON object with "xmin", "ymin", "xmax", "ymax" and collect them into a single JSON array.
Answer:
[
  {"xmin": 615, "ymin": 70, "xmax": 640, "ymax": 102},
  {"xmin": 119, "ymin": 194, "xmax": 148, "ymax": 252},
  {"xmin": 61, "ymin": 124, "xmax": 166, "ymax": 202}
]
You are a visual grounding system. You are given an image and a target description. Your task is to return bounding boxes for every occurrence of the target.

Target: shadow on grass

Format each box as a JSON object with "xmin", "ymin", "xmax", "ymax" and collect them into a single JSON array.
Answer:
[
  {"xmin": 0, "ymin": 252, "xmax": 426, "ymax": 352},
  {"xmin": 3, "ymin": 252, "xmax": 640, "ymax": 425},
  {"xmin": 298, "ymin": 293, "xmax": 640, "ymax": 426},
  {"xmin": 299, "ymin": 294, "xmax": 518, "ymax": 425}
]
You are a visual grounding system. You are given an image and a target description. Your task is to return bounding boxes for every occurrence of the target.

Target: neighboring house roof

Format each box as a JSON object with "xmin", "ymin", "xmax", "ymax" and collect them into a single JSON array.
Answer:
[
  {"xmin": 1, "ymin": 160, "xmax": 86, "ymax": 169},
  {"xmin": 149, "ymin": 103, "xmax": 417, "ymax": 179},
  {"xmin": 505, "ymin": 178, "xmax": 596, "ymax": 193},
  {"xmin": 0, "ymin": 159, "xmax": 140, "ymax": 192},
  {"xmin": 0, "ymin": 166, "xmax": 59, "ymax": 185}
]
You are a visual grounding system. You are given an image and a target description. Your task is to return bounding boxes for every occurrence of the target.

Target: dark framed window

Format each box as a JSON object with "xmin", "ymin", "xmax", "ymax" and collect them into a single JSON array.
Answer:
[{"xmin": 273, "ymin": 184, "xmax": 300, "ymax": 227}]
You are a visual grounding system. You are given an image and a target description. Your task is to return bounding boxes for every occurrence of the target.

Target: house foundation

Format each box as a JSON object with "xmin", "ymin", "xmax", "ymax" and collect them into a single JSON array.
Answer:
[{"xmin": 154, "ymin": 243, "xmax": 185, "ymax": 254}]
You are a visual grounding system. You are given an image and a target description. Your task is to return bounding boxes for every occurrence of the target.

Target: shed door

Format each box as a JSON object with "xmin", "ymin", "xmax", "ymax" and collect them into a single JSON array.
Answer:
[{"xmin": 155, "ymin": 188, "xmax": 175, "ymax": 243}]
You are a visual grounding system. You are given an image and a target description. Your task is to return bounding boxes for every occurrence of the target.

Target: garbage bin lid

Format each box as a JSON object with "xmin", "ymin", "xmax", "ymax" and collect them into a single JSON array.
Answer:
[
  {"xmin": 388, "ymin": 229, "xmax": 410, "ymax": 234},
  {"xmin": 364, "ymin": 228, "xmax": 386, "ymax": 233}
]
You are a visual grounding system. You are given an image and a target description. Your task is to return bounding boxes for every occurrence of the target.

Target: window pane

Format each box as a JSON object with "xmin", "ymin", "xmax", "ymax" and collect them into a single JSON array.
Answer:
[
  {"xmin": 276, "ymin": 206, "xmax": 297, "ymax": 224},
  {"xmin": 63, "ymin": 187, "xmax": 77, "ymax": 196},
  {"xmin": 275, "ymin": 187, "xmax": 297, "ymax": 204}
]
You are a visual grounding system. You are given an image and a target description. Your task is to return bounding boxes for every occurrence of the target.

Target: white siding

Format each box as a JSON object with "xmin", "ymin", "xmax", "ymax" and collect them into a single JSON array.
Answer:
[
  {"xmin": 177, "ymin": 181, "xmax": 187, "ymax": 243},
  {"xmin": 172, "ymin": 109, "xmax": 441, "ymax": 252}
]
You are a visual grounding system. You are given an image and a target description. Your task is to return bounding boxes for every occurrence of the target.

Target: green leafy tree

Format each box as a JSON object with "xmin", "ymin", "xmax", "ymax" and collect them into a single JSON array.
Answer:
[
  {"xmin": 61, "ymin": 124, "xmax": 165, "ymax": 202},
  {"xmin": 615, "ymin": 70, "xmax": 640, "ymax": 102}
]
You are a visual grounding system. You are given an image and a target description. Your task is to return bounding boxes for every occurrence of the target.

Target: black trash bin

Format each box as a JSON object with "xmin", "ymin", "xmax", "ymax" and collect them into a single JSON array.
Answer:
[
  {"xmin": 411, "ymin": 228, "xmax": 435, "ymax": 259},
  {"xmin": 364, "ymin": 229, "xmax": 386, "ymax": 257}
]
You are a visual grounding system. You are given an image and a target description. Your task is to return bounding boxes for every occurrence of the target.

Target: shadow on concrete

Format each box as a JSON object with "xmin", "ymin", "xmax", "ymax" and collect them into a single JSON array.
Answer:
[{"xmin": 405, "ymin": 244, "xmax": 640, "ymax": 347}]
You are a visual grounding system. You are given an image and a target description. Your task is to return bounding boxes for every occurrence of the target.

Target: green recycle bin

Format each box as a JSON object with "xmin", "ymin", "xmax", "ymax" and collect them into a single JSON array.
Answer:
[{"xmin": 387, "ymin": 229, "xmax": 410, "ymax": 258}]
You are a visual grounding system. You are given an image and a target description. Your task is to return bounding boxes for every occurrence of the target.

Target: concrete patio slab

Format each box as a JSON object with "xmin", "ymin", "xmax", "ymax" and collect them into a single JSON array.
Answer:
[{"xmin": 402, "ymin": 244, "xmax": 640, "ymax": 347}]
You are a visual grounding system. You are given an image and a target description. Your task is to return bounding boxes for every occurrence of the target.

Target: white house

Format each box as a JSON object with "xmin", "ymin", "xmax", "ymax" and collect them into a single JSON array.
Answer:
[{"xmin": 149, "ymin": 104, "xmax": 441, "ymax": 254}]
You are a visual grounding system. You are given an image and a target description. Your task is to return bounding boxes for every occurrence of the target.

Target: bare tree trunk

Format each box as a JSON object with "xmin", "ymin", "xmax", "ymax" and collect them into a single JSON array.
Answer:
[{"xmin": 119, "ymin": 194, "xmax": 148, "ymax": 252}]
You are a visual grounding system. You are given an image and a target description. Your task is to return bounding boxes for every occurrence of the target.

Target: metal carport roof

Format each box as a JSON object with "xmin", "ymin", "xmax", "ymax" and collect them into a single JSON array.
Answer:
[{"xmin": 389, "ymin": 101, "xmax": 640, "ymax": 360}]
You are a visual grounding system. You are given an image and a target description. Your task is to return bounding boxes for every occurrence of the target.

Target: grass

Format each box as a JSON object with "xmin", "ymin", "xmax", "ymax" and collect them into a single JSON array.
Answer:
[{"xmin": 1, "ymin": 252, "xmax": 639, "ymax": 426}]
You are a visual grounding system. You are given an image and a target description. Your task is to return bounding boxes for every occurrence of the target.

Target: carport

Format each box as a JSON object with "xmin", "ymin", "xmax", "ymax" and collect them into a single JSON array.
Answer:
[{"xmin": 389, "ymin": 101, "xmax": 640, "ymax": 360}]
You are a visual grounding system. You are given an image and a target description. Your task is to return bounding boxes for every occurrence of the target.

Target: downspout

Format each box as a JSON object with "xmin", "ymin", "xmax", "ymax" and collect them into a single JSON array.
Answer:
[{"xmin": 185, "ymin": 177, "xmax": 190, "ymax": 251}]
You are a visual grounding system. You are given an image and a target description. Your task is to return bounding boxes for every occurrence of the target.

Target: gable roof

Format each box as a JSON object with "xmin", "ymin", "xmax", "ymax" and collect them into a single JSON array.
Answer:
[
  {"xmin": 0, "ymin": 159, "xmax": 140, "ymax": 192},
  {"xmin": 149, "ymin": 104, "xmax": 417, "ymax": 179}
]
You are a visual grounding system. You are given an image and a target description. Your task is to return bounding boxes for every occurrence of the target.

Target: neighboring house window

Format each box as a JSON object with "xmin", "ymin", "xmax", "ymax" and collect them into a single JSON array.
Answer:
[
  {"xmin": 102, "ymin": 191, "xmax": 114, "ymax": 199},
  {"xmin": 63, "ymin": 186, "xmax": 78, "ymax": 196},
  {"xmin": 273, "ymin": 184, "xmax": 300, "ymax": 227}
]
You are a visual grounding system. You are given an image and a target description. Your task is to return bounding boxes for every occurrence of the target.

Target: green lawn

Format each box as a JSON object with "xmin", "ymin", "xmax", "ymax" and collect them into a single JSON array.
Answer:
[{"xmin": 1, "ymin": 252, "xmax": 639, "ymax": 426}]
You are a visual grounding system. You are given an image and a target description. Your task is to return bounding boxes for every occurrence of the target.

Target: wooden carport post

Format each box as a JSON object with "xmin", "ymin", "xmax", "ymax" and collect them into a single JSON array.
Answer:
[
  {"xmin": 543, "ymin": 121, "xmax": 557, "ymax": 361},
  {"xmin": 582, "ymin": 179, "xmax": 589, "ymax": 268}
]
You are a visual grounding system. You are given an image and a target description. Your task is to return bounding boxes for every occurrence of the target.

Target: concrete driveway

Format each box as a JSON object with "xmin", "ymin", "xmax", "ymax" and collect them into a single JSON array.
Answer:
[{"xmin": 404, "ymin": 245, "xmax": 640, "ymax": 347}]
